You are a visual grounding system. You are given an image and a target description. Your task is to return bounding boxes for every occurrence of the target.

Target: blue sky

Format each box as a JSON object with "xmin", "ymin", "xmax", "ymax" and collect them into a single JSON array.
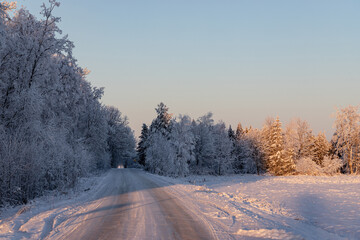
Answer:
[{"xmin": 17, "ymin": 0, "xmax": 360, "ymax": 137}]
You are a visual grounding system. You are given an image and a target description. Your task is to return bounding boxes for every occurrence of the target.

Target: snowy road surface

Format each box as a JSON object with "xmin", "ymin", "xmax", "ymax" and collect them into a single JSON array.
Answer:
[
  {"xmin": 0, "ymin": 169, "xmax": 218, "ymax": 240},
  {"xmin": 53, "ymin": 168, "xmax": 215, "ymax": 240}
]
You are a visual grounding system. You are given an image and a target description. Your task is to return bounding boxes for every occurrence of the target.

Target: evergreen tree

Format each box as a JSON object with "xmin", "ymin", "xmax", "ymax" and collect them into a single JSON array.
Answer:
[
  {"xmin": 149, "ymin": 102, "xmax": 172, "ymax": 136},
  {"xmin": 266, "ymin": 117, "xmax": 295, "ymax": 175},
  {"xmin": 261, "ymin": 117, "xmax": 275, "ymax": 159},
  {"xmin": 303, "ymin": 133, "xmax": 317, "ymax": 161},
  {"xmin": 145, "ymin": 103, "xmax": 175, "ymax": 175},
  {"xmin": 233, "ymin": 123, "xmax": 246, "ymax": 172},
  {"xmin": 282, "ymin": 148, "xmax": 296, "ymax": 175},
  {"xmin": 137, "ymin": 124, "xmax": 149, "ymax": 166},
  {"xmin": 228, "ymin": 125, "xmax": 235, "ymax": 141}
]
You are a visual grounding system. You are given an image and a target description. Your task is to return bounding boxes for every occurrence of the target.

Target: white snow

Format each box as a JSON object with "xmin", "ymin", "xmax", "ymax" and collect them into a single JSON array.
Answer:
[
  {"xmin": 166, "ymin": 174, "xmax": 360, "ymax": 239},
  {"xmin": 1, "ymin": 170, "xmax": 360, "ymax": 239},
  {"xmin": 0, "ymin": 172, "xmax": 106, "ymax": 240}
]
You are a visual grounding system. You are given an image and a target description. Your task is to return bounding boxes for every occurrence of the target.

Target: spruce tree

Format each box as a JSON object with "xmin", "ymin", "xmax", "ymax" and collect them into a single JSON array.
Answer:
[
  {"xmin": 267, "ymin": 117, "xmax": 295, "ymax": 175},
  {"xmin": 145, "ymin": 103, "xmax": 174, "ymax": 174},
  {"xmin": 233, "ymin": 123, "xmax": 245, "ymax": 172},
  {"xmin": 149, "ymin": 102, "xmax": 172, "ymax": 136},
  {"xmin": 137, "ymin": 124, "xmax": 149, "ymax": 166},
  {"xmin": 228, "ymin": 125, "xmax": 236, "ymax": 141}
]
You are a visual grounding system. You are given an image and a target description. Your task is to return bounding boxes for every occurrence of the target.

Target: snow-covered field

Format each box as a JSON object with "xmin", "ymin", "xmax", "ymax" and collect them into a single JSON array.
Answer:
[
  {"xmin": 166, "ymin": 174, "xmax": 360, "ymax": 239},
  {"xmin": 1, "ymin": 169, "xmax": 359, "ymax": 240}
]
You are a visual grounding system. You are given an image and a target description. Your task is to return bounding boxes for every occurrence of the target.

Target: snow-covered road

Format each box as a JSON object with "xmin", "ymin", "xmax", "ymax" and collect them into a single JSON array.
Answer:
[
  {"xmin": 31, "ymin": 168, "xmax": 215, "ymax": 240},
  {"xmin": 0, "ymin": 168, "xmax": 220, "ymax": 239}
]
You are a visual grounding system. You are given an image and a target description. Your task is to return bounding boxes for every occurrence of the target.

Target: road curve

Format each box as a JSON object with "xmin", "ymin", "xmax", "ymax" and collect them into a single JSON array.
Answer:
[{"xmin": 50, "ymin": 168, "xmax": 216, "ymax": 240}]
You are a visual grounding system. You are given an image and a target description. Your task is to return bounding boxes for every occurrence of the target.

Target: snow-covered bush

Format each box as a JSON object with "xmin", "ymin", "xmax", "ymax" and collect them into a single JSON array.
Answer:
[
  {"xmin": 295, "ymin": 158, "xmax": 323, "ymax": 175},
  {"xmin": 322, "ymin": 157, "xmax": 343, "ymax": 175},
  {"xmin": 296, "ymin": 156, "xmax": 343, "ymax": 176}
]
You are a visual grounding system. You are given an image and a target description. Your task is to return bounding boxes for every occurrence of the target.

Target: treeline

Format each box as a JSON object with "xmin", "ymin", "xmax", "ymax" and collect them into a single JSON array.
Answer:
[
  {"xmin": 0, "ymin": 1, "xmax": 136, "ymax": 206},
  {"xmin": 138, "ymin": 103, "xmax": 359, "ymax": 177}
]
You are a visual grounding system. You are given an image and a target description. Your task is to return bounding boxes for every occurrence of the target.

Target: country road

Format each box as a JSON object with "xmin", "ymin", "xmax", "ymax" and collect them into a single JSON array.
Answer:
[
  {"xmin": 1, "ymin": 168, "xmax": 358, "ymax": 240},
  {"xmin": 47, "ymin": 168, "xmax": 216, "ymax": 240}
]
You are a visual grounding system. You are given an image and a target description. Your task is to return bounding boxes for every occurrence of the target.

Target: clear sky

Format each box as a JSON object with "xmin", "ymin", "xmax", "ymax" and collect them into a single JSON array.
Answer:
[{"xmin": 17, "ymin": 0, "xmax": 360, "ymax": 138}]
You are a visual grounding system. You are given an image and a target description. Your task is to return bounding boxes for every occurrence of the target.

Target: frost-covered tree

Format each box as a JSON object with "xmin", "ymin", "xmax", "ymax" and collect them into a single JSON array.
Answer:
[
  {"xmin": 149, "ymin": 102, "xmax": 172, "ymax": 136},
  {"xmin": 284, "ymin": 118, "xmax": 313, "ymax": 160},
  {"xmin": 235, "ymin": 123, "xmax": 244, "ymax": 141},
  {"xmin": 145, "ymin": 103, "xmax": 175, "ymax": 175},
  {"xmin": 145, "ymin": 131, "xmax": 176, "ymax": 175},
  {"xmin": 213, "ymin": 122, "xmax": 234, "ymax": 175},
  {"xmin": 333, "ymin": 105, "xmax": 360, "ymax": 174},
  {"xmin": 312, "ymin": 132, "xmax": 330, "ymax": 166},
  {"xmin": 245, "ymin": 128, "xmax": 266, "ymax": 174},
  {"xmin": 265, "ymin": 117, "xmax": 295, "ymax": 176},
  {"xmin": 322, "ymin": 156, "xmax": 343, "ymax": 175},
  {"xmin": 0, "ymin": 1, "xmax": 136, "ymax": 206},
  {"xmin": 106, "ymin": 106, "xmax": 136, "ymax": 168},
  {"xmin": 145, "ymin": 113, "xmax": 195, "ymax": 177},
  {"xmin": 137, "ymin": 124, "xmax": 149, "ymax": 166},
  {"xmin": 232, "ymin": 122, "xmax": 266, "ymax": 174},
  {"xmin": 191, "ymin": 113, "xmax": 215, "ymax": 174},
  {"xmin": 233, "ymin": 122, "xmax": 249, "ymax": 173},
  {"xmin": 169, "ymin": 115, "xmax": 195, "ymax": 177},
  {"xmin": 228, "ymin": 125, "xmax": 235, "ymax": 141}
]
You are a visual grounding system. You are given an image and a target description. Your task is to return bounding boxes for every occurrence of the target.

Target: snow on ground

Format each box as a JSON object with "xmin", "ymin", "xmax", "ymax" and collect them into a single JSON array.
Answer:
[
  {"xmin": 0, "ymin": 171, "xmax": 108, "ymax": 240},
  {"xmin": 160, "ymin": 174, "xmax": 360, "ymax": 240},
  {"xmin": 1, "ymin": 170, "xmax": 360, "ymax": 240}
]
